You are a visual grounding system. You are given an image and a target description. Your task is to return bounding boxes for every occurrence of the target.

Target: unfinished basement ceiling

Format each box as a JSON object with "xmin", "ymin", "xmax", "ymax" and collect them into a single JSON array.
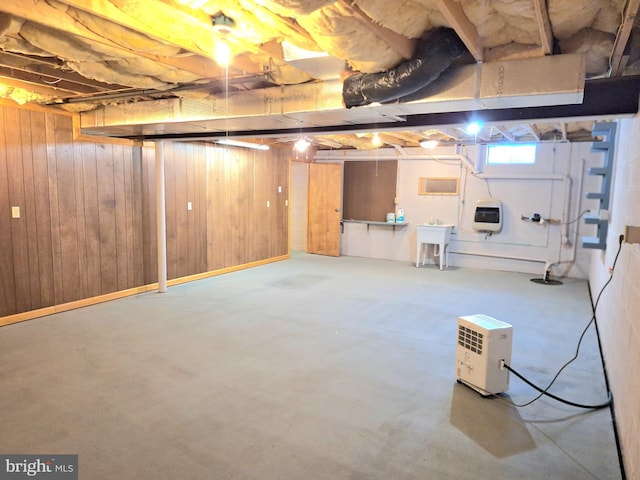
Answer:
[{"xmin": 1, "ymin": 0, "xmax": 640, "ymax": 149}]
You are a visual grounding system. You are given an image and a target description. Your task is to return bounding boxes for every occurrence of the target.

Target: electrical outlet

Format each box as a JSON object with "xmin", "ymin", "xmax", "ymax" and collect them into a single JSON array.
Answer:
[
  {"xmin": 11, "ymin": 206, "xmax": 20, "ymax": 219},
  {"xmin": 624, "ymin": 225, "xmax": 640, "ymax": 244}
]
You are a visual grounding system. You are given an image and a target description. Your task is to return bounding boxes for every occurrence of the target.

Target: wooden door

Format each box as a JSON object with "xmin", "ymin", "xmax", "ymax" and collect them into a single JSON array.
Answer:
[{"xmin": 307, "ymin": 162, "xmax": 342, "ymax": 256}]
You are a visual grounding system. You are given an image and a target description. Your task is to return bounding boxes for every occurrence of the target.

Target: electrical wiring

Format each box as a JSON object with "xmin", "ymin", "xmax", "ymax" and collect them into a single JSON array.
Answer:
[
  {"xmin": 561, "ymin": 209, "xmax": 591, "ymax": 225},
  {"xmin": 496, "ymin": 235, "xmax": 624, "ymax": 409}
]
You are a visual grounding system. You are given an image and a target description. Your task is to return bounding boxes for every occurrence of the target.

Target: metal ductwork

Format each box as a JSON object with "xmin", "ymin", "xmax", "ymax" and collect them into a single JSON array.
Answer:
[{"xmin": 80, "ymin": 54, "xmax": 586, "ymax": 140}]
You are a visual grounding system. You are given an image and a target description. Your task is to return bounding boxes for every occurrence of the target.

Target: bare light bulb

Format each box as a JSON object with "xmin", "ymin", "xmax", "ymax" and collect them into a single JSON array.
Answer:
[
  {"xmin": 294, "ymin": 138, "xmax": 310, "ymax": 152},
  {"xmin": 466, "ymin": 122, "xmax": 481, "ymax": 135},
  {"xmin": 214, "ymin": 40, "xmax": 231, "ymax": 66},
  {"xmin": 419, "ymin": 140, "xmax": 439, "ymax": 149},
  {"xmin": 372, "ymin": 133, "xmax": 382, "ymax": 147}
]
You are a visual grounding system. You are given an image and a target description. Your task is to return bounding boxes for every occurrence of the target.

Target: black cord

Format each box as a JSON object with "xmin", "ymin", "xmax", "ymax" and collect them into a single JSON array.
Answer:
[
  {"xmin": 500, "ymin": 235, "xmax": 624, "ymax": 409},
  {"xmin": 504, "ymin": 363, "xmax": 612, "ymax": 409}
]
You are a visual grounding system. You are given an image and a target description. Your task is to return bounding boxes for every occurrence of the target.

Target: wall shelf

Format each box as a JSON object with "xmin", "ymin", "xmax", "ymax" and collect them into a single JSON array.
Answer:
[
  {"xmin": 582, "ymin": 122, "xmax": 616, "ymax": 250},
  {"xmin": 342, "ymin": 220, "xmax": 409, "ymax": 237}
]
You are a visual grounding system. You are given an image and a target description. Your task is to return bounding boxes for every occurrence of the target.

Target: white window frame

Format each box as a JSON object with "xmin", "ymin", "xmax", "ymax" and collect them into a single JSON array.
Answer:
[{"xmin": 486, "ymin": 144, "xmax": 537, "ymax": 165}]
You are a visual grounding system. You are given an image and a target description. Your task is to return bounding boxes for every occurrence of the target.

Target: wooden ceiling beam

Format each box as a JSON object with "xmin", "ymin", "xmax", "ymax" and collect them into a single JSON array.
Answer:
[
  {"xmin": 434, "ymin": 127, "xmax": 462, "ymax": 141},
  {"xmin": 58, "ymin": 0, "xmax": 287, "ymax": 69},
  {"xmin": 338, "ymin": 0, "xmax": 416, "ymax": 59},
  {"xmin": 610, "ymin": 0, "xmax": 640, "ymax": 75},
  {"xmin": 559, "ymin": 122, "xmax": 568, "ymax": 141},
  {"xmin": 0, "ymin": 66, "xmax": 106, "ymax": 95},
  {"xmin": 435, "ymin": 0, "xmax": 483, "ymax": 61},
  {"xmin": 492, "ymin": 125, "xmax": 514, "ymax": 141},
  {"xmin": 524, "ymin": 124, "xmax": 541, "ymax": 141},
  {"xmin": 0, "ymin": 0, "xmax": 242, "ymax": 78},
  {"xmin": 378, "ymin": 133, "xmax": 410, "ymax": 146},
  {"xmin": 0, "ymin": 52, "xmax": 130, "ymax": 92},
  {"xmin": 532, "ymin": 0, "xmax": 554, "ymax": 55},
  {"xmin": 0, "ymin": 76, "xmax": 77, "ymax": 97}
]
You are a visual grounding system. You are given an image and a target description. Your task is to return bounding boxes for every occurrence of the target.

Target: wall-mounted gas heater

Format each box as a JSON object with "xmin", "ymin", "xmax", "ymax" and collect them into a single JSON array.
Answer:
[
  {"xmin": 473, "ymin": 199, "xmax": 502, "ymax": 233},
  {"xmin": 456, "ymin": 314, "xmax": 513, "ymax": 396}
]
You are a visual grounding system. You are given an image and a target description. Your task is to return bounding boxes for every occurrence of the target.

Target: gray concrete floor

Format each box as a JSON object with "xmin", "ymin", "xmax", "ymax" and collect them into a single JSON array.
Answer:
[{"xmin": 0, "ymin": 254, "xmax": 621, "ymax": 479}]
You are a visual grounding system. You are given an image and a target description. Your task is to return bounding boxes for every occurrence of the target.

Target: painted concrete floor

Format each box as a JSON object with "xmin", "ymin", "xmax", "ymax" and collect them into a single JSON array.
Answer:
[{"xmin": 0, "ymin": 254, "xmax": 621, "ymax": 479}]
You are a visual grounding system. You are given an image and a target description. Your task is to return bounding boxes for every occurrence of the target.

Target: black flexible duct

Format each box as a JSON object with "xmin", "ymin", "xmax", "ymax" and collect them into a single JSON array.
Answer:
[{"xmin": 342, "ymin": 28, "xmax": 468, "ymax": 108}]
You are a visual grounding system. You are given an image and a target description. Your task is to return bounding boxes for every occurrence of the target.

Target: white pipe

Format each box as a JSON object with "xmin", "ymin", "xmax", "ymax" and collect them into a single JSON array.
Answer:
[
  {"xmin": 314, "ymin": 153, "xmax": 467, "ymax": 161},
  {"xmin": 473, "ymin": 173, "xmax": 565, "ymax": 181},
  {"xmin": 561, "ymin": 175, "xmax": 572, "ymax": 245},
  {"xmin": 449, "ymin": 250, "xmax": 549, "ymax": 264},
  {"xmin": 155, "ymin": 141, "xmax": 167, "ymax": 293},
  {"xmin": 554, "ymin": 157, "xmax": 586, "ymax": 267}
]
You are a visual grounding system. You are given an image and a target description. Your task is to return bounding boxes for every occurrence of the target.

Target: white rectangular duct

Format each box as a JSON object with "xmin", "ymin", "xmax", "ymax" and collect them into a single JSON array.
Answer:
[{"xmin": 80, "ymin": 54, "xmax": 585, "ymax": 138}]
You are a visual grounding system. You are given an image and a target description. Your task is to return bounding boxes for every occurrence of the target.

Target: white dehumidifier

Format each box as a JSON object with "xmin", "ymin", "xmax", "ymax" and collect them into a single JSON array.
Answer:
[{"xmin": 455, "ymin": 314, "xmax": 513, "ymax": 396}]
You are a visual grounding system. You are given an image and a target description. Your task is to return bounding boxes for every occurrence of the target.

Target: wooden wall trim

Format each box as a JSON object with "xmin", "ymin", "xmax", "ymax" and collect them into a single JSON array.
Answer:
[{"xmin": 0, "ymin": 254, "xmax": 289, "ymax": 327}]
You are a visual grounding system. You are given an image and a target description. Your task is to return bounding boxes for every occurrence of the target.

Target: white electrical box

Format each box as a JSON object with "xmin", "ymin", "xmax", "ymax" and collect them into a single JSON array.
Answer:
[{"xmin": 456, "ymin": 314, "xmax": 512, "ymax": 396}]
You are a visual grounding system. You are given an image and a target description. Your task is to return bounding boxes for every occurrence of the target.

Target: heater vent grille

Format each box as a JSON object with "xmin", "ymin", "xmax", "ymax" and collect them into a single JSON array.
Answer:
[{"xmin": 458, "ymin": 325, "xmax": 484, "ymax": 355}]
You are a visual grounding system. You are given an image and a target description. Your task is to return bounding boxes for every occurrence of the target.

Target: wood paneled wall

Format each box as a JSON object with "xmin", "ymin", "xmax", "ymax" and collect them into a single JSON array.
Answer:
[{"xmin": 0, "ymin": 105, "xmax": 289, "ymax": 319}]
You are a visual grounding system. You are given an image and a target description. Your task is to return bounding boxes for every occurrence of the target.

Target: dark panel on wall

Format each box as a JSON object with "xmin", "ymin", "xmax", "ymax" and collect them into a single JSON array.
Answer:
[
  {"xmin": 81, "ymin": 141, "xmax": 103, "ymax": 299},
  {"xmin": 95, "ymin": 143, "xmax": 118, "ymax": 294},
  {"xmin": 5, "ymin": 108, "xmax": 31, "ymax": 312},
  {"xmin": 206, "ymin": 147, "xmax": 227, "ymax": 270},
  {"xmin": 141, "ymin": 146, "xmax": 157, "ymax": 285},
  {"xmin": 129, "ymin": 147, "xmax": 145, "ymax": 288},
  {"xmin": 19, "ymin": 110, "xmax": 42, "ymax": 310},
  {"xmin": 29, "ymin": 111, "xmax": 55, "ymax": 308},
  {"xmin": 343, "ymin": 160, "xmax": 398, "ymax": 222},
  {"xmin": 0, "ymin": 107, "xmax": 17, "ymax": 316},
  {"xmin": 52, "ymin": 115, "xmax": 83, "ymax": 303}
]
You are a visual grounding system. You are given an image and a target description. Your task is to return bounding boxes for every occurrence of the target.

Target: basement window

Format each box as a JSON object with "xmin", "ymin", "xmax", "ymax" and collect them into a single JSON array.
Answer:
[{"xmin": 486, "ymin": 144, "xmax": 536, "ymax": 165}]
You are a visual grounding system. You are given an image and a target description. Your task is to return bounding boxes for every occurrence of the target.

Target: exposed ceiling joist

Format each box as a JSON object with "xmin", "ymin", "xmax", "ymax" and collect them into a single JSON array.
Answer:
[
  {"xmin": 533, "ymin": 0, "xmax": 554, "ymax": 55},
  {"xmin": 434, "ymin": 128, "xmax": 463, "ymax": 141},
  {"xmin": 525, "ymin": 124, "xmax": 541, "ymax": 141},
  {"xmin": 436, "ymin": 0, "xmax": 483, "ymax": 61},
  {"xmin": 0, "ymin": 0, "xmax": 235, "ymax": 79},
  {"xmin": 610, "ymin": 0, "xmax": 640, "ymax": 75},
  {"xmin": 0, "ymin": 76, "xmax": 68, "ymax": 98},
  {"xmin": 1, "ymin": 0, "xmax": 639, "ymax": 151},
  {"xmin": 378, "ymin": 133, "xmax": 410, "ymax": 146},
  {"xmin": 493, "ymin": 125, "xmax": 515, "ymax": 141},
  {"xmin": 55, "ymin": 0, "xmax": 266, "ymax": 75},
  {"xmin": 559, "ymin": 122, "xmax": 568, "ymax": 141},
  {"xmin": 0, "ymin": 67, "xmax": 97, "ymax": 95},
  {"xmin": 0, "ymin": 52, "xmax": 128, "ymax": 93}
]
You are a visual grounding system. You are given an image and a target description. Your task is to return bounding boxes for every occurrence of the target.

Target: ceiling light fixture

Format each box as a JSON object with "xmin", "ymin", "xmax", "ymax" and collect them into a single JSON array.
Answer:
[
  {"xmin": 212, "ymin": 13, "xmax": 235, "ymax": 66},
  {"xmin": 294, "ymin": 138, "xmax": 311, "ymax": 152},
  {"xmin": 466, "ymin": 122, "xmax": 481, "ymax": 135},
  {"xmin": 371, "ymin": 133, "xmax": 382, "ymax": 147},
  {"xmin": 419, "ymin": 139, "xmax": 439, "ymax": 149},
  {"xmin": 216, "ymin": 138, "xmax": 270, "ymax": 150},
  {"xmin": 212, "ymin": 12, "xmax": 235, "ymax": 33}
]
